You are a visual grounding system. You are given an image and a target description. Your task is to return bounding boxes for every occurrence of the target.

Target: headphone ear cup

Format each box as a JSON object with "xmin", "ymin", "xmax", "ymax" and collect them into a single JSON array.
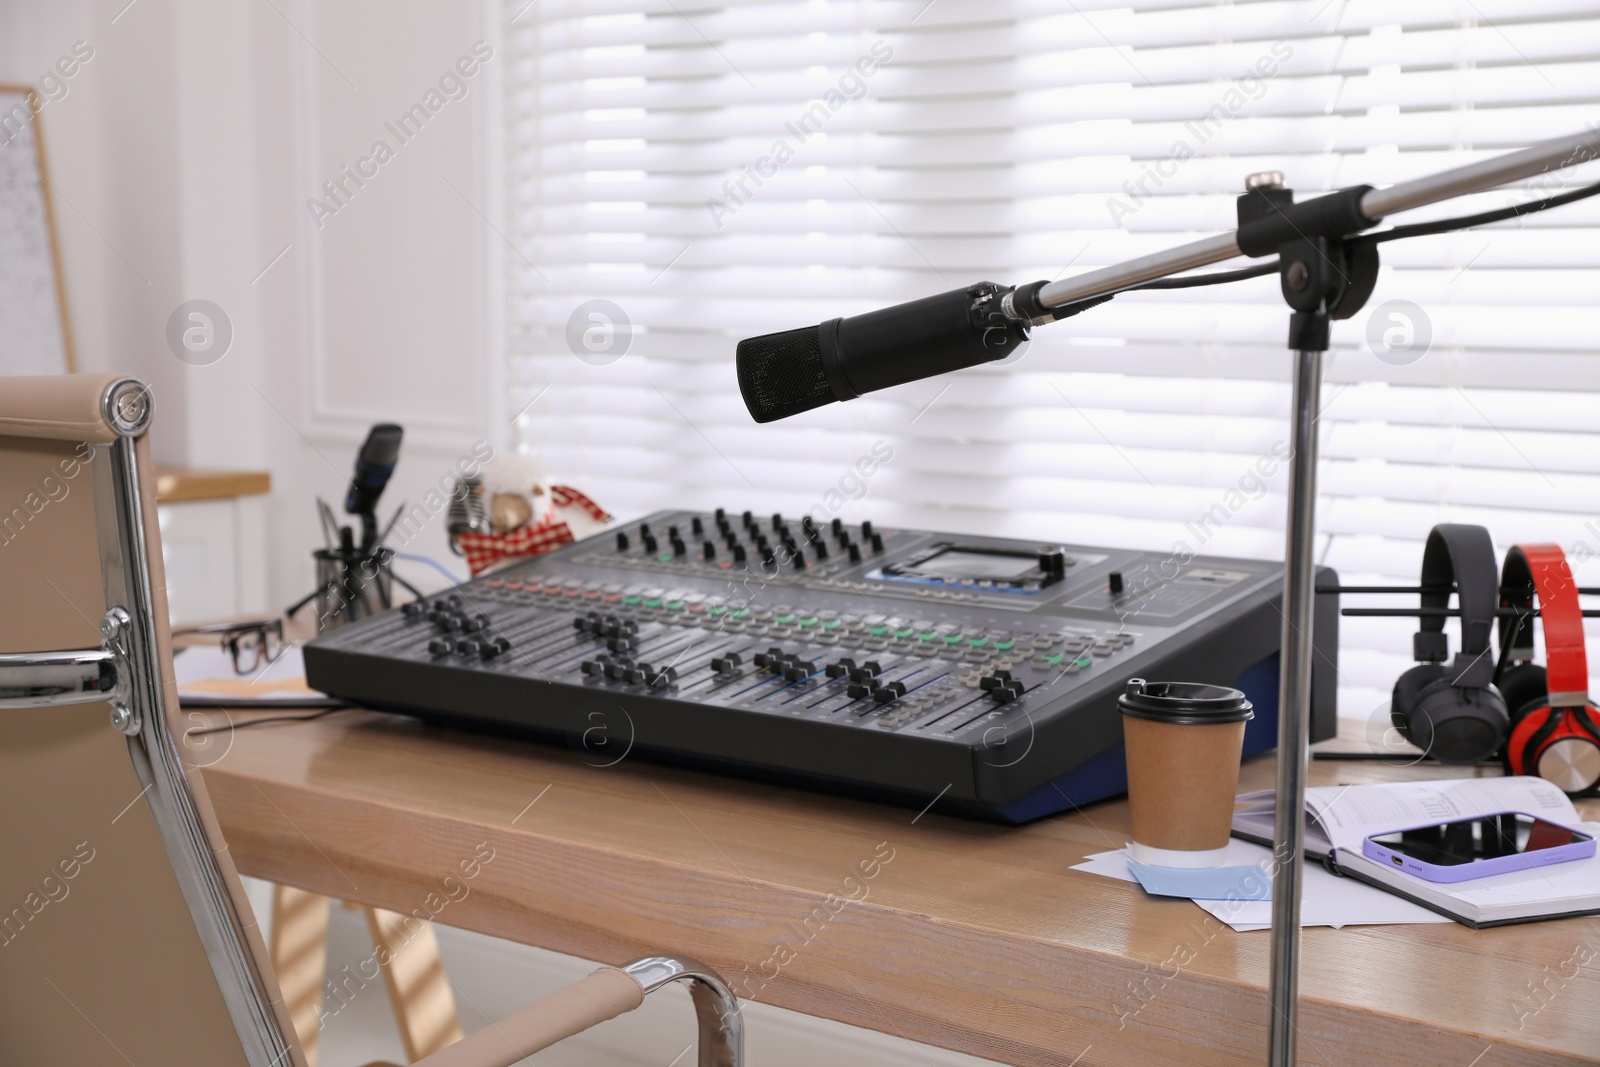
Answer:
[
  {"xmin": 1497, "ymin": 663, "xmax": 1549, "ymax": 728},
  {"xmin": 1391, "ymin": 663, "xmax": 1448, "ymax": 743},
  {"xmin": 1411, "ymin": 676, "xmax": 1508, "ymax": 764}
]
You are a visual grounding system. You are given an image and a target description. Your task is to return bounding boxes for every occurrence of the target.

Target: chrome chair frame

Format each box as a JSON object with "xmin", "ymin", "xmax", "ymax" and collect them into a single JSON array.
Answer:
[{"xmin": 0, "ymin": 377, "xmax": 743, "ymax": 1067}]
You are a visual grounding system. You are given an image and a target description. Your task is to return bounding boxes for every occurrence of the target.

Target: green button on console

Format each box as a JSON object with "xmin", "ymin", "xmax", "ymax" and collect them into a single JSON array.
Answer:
[
  {"xmin": 665, "ymin": 600, "xmax": 685, "ymax": 611},
  {"xmin": 657, "ymin": 554, "xmax": 673, "ymax": 563},
  {"xmin": 995, "ymin": 639, "xmax": 1015, "ymax": 651},
  {"xmin": 732, "ymin": 609, "xmax": 750, "ymax": 619},
  {"xmin": 776, "ymin": 614, "xmax": 796, "ymax": 624},
  {"xmin": 968, "ymin": 637, "xmax": 989, "ymax": 648},
  {"xmin": 894, "ymin": 628, "xmax": 914, "ymax": 639},
  {"xmin": 644, "ymin": 598, "xmax": 663, "ymax": 608},
  {"xmin": 919, "ymin": 632, "xmax": 939, "ymax": 642},
  {"xmin": 799, "ymin": 616, "xmax": 819, "ymax": 627},
  {"xmin": 869, "ymin": 626, "xmax": 889, "ymax": 636},
  {"xmin": 709, "ymin": 605, "xmax": 728, "ymax": 616},
  {"xmin": 942, "ymin": 634, "xmax": 964, "ymax": 645},
  {"xmin": 1043, "ymin": 653, "xmax": 1063, "ymax": 665},
  {"xmin": 822, "ymin": 619, "xmax": 842, "ymax": 629},
  {"xmin": 623, "ymin": 595, "xmax": 642, "ymax": 605}
]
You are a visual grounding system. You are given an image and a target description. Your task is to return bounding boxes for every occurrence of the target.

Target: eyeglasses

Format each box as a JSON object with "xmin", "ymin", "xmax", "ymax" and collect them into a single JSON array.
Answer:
[{"xmin": 172, "ymin": 619, "xmax": 285, "ymax": 676}]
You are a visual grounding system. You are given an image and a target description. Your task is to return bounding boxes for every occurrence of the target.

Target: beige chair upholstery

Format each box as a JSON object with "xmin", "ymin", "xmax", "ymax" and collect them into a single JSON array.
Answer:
[{"xmin": 0, "ymin": 375, "xmax": 742, "ymax": 1067}]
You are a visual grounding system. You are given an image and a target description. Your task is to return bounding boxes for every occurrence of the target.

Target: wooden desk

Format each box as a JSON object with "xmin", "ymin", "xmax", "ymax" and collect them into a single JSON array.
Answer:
[{"xmin": 203, "ymin": 713, "xmax": 1600, "ymax": 1066}]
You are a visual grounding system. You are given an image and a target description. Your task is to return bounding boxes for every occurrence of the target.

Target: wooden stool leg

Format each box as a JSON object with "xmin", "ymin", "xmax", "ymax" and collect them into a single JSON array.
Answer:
[
  {"xmin": 363, "ymin": 905, "xmax": 464, "ymax": 1061},
  {"xmin": 270, "ymin": 884, "xmax": 332, "ymax": 1067}
]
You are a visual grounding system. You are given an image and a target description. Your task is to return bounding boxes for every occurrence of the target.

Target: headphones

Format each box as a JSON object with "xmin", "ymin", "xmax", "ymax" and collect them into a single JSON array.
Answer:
[
  {"xmin": 1495, "ymin": 544, "xmax": 1600, "ymax": 796},
  {"xmin": 1390, "ymin": 524, "xmax": 1508, "ymax": 763}
]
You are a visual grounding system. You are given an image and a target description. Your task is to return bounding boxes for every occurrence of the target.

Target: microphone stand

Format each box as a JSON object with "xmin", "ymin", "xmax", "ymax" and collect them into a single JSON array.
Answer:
[{"xmin": 1022, "ymin": 127, "xmax": 1600, "ymax": 1067}]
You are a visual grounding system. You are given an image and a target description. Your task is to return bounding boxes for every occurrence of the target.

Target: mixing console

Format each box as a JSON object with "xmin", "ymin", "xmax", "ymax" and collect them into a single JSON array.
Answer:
[{"xmin": 305, "ymin": 508, "xmax": 1338, "ymax": 821}]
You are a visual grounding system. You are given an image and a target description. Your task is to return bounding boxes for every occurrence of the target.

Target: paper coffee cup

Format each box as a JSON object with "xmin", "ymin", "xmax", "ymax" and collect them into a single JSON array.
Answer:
[{"xmin": 1119, "ymin": 678, "xmax": 1253, "ymax": 868}]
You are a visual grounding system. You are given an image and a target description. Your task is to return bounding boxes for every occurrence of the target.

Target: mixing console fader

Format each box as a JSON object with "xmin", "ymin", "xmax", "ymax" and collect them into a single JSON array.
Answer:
[{"xmin": 305, "ymin": 508, "xmax": 1337, "ymax": 822}]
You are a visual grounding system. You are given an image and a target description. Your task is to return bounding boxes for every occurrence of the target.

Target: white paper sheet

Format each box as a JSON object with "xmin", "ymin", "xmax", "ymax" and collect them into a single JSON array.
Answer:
[{"xmin": 1072, "ymin": 840, "xmax": 1450, "ymax": 931}]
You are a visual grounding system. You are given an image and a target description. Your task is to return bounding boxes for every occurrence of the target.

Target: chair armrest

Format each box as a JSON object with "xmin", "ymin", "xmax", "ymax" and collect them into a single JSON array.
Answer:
[
  {"xmin": 410, "ymin": 966, "xmax": 643, "ymax": 1067},
  {"xmin": 409, "ymin": 954, "xmax": 744, "ymax": 1067}
]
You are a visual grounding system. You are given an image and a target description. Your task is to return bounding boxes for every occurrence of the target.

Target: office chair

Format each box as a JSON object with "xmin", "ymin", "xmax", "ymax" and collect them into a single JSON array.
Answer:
[{"xmin": 0, "ymin": 374, "xmax": 743, "ymax": 1067}]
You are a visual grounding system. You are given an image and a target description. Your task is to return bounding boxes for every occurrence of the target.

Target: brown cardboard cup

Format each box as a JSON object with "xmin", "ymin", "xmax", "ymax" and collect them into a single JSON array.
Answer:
[{"xmin": 1120, "ymin": 678, "xmax": 1253, "ymax": 868}]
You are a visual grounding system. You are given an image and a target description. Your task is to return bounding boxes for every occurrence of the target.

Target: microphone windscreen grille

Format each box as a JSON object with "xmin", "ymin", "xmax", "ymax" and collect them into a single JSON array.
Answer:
[{"xmin": 736, "ymin": 326, "xmax": 835, "ymax": 423}]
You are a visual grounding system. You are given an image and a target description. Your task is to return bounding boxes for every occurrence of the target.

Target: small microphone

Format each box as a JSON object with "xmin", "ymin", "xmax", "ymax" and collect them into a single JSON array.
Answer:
[
  {"xmin": 736, "ymin": 282, "xmax": 1027, "ymax": 424},
  {"xmin": 345, "ymin": 423, "xmax": 404, "ymax": 549}
]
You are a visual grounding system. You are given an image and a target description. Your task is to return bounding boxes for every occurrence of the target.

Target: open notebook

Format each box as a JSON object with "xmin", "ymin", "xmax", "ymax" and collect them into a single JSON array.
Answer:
[{"xmin": 1233, "ymin": 777, "xmax": 1600, "ymax": 929}]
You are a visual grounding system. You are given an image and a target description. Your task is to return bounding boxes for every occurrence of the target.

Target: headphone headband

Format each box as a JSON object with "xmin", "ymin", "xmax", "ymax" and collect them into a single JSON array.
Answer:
[
  {"xmin": 1417, "ymin": 524, "xmax": 1498, "ymax": 688},
  {"xmin": 1501, "ymin": 544, "xmax": 1590, "ymax": 706}
]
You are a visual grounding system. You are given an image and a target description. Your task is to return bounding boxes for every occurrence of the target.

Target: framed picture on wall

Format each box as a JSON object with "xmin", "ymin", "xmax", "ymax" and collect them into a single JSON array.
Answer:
[{"xmin": 0, "ymin": 85, "xmax": 75, "ymax": 375}]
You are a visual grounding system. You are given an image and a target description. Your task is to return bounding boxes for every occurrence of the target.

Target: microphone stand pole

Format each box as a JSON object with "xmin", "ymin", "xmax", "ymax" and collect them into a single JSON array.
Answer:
[{"xmin": 1021, "ymin": 127, "xmax": 1600, "ymax": 1067}]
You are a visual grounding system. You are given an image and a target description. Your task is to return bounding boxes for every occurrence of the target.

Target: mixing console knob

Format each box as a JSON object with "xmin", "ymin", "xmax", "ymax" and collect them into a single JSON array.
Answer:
[
  {"xmin": 847, "ymin": 543, "xmax": 862, "ymax": 563},
  {"xmin": 761, "ymin": 546, "xmax": 776, "ymax": 568},
  {"xmin": 741, "ymin": 510, "xmax": 754, "ymax": 526},
  {"xmin": 772, "ymin": 512, "xmax": 784, "ymax": 530},
  {"xmin": 715, "ymin": 507, "xmax": 726, "ymax": 523},
  {"xmin": 791, "ymin": 552, "xmax": 806, "ymax": 571},
  {"xmin": 482, "ymin": 637, "xmax": 511, "ymax": 658},
  {"xmin": 444, "ymin": 616, "xmax": 465, "ymax": 633},
  {"xmin": 607, "ymin": 636, "xmax": 636, "ymax": 653},
  {"xmin": 732, "ymin": 544, "xmax": 748, "ymax": 564},
  {"xmin": 671, "ymin": 537, "xmax": 687, "ymax": 557},
  {"xmin": 456, "ymin": 638, "xmax": 482, "ymax": 656},
  {"xmin": 801, "ymin": 515, "xmax": 816, "ymax": 534},
  {"xmin": 1037, "ymin": 547, "xmax": 1066, "ymax": 574},
  {"xmin": 874, "ymin": 681, "xmax": 908, "ymax": 703},
  {"xmin": 639, "ymin": 522, "xmax": 651, "ymax": 538},
  {"xmin": 692, "ymin": 517, "xmax": 704, "ymax": 535},
  {"xmin": 811, "ymin": 540, "xmax": 828, "ymax": 560},
  {"xmin": 870, "ymin": 532, "xmax": 885, "ymax": 554},
  {"xmin": 403, "ymin": 601, "xmax": 425, "ymax": 617},
  {"xmin": 668, "ymin": 525, "xmax": 679, "ymax": 540},
  {"xmin": 643, "ymin": 533, "xmax": 659, "ymax": 554},
  {"xmin": 616, "ymin": 531, "xmax": 630, "ymax": 552},
  {"xmin": 831, "ymin": 517, "xmax": 843, "ymax": 536},
  {"xmin": 427, "ymin": 638, "xmax": 451, "ymax": 656},
  {"xmin": 826, "ymin": 658, "xmax": 856, "ymax": 678},
  {"xmin": 710, "ymin": 653, "xmax": 742, "ymax": 673},
  {"xmin": 646, "ymin": 666, "xmax": 678, "ymax": 688},
  {"xmin": 702, "ymin": 540, "xmax": 716, "ymax": 561},
  {"xmin": 784, "ymin": 665, "xmax": 809, "ymax": 682},
  {"xmin": 581, "ymin": 658, "xmax": 605, "ymax": 676},
  {"xmin": 1108, "ymin": 571, "xmax": 1124, "ymax": 595},
  {"xmin": 624, "ymin": 667, "xmax": 646, "ymax": 685},
  {"xmin": 464, "ymin": 615, "xmax": 487, "ymax": 633},
  {"xmin": 861, "ymin": 521, "xmax": 874, "ymax": 540}
]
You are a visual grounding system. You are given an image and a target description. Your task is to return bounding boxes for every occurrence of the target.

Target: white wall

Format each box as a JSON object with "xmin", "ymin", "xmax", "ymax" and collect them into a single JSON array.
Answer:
[{"xmin": 0, "ymin": 0, "xmax": 504, "ymax": 607}]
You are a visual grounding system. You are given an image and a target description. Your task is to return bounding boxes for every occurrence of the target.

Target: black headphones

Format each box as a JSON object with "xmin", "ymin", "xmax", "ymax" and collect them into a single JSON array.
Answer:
[{"xmin": 1390, "ymin": 523, "xmax": 1509, "ymax": 763}]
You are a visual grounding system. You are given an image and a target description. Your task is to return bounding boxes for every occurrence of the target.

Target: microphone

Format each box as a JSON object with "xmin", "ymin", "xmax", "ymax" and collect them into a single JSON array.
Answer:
[
  {"xmin": 736, "ymin": 282, "xmax": 1030, "ymax": 424},
  {"xmin": 344, "ymin": 423, "xmax": 404, "ymax": 549}
]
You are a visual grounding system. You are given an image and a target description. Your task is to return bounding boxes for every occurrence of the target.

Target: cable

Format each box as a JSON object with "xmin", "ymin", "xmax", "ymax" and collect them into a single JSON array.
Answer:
[
  {"xmin": 1110, "ymin": 178, "xmax": 1600, "ymax": 293},
  {"xmin": 183, "ymin": 707, "xmax": 351, "ymax": 737},
  {"xmin": 1354, "ymin": 178, "xmax": 1600, "ymax": 247},
  {"xmin": 1128, "ymin": 259, "xmax": 1281, "ymax": 290},
  {"xmin": 393, "ymin": 551, "xmax": 466, "ymax": 586}
]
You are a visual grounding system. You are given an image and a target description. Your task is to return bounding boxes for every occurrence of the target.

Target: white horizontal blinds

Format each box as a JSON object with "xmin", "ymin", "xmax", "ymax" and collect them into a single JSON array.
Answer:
[{"xmin": 505, "ymin": 0, "xmax": 1600, "ymax": 720}]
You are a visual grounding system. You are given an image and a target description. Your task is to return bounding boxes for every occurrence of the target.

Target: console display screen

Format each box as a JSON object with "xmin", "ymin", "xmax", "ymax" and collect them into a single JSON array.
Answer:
[{"xmin": 899, "ymin": 548, "xmax": 1037, "ymax": 581}]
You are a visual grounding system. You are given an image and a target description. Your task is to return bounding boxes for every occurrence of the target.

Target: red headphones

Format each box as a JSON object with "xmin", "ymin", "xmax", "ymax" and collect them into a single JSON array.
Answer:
[{"xmin": 1496, "ymin": 544, "xmax": 1600, "ymax": 796}]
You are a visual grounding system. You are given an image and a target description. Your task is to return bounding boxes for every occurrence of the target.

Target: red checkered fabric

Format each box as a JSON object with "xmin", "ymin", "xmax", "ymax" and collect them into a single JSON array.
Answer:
[{"xmin": 457, "ymin": 485, "xmax": 611, "ymax": 576}]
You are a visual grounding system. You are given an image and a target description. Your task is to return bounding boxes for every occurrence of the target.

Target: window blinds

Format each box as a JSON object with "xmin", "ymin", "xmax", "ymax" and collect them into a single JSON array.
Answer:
[{"xmin": 503, "ymin": 0, "xmax": 1600, "ymax": 723}]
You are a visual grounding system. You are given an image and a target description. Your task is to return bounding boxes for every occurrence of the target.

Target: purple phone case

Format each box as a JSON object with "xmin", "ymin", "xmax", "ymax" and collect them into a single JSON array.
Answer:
[{"xmin": 1361, "ymin": 812, "xmax": 1596, "ymax": 884}]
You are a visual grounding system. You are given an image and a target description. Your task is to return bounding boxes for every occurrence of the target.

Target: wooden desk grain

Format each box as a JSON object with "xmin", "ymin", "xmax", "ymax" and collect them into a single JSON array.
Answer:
[{"xmin": 202, "ymin": 712, "xmax": 1600, "ymax": 1066}]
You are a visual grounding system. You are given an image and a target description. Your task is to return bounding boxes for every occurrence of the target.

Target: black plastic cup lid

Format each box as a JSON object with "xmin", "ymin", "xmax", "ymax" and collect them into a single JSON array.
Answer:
[{"xmin": 1118, "ymin": 678, "xmax": 1253, "ymax": 725}]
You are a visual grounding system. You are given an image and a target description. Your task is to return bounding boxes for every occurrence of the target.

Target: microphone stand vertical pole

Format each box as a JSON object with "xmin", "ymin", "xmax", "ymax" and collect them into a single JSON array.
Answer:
[{"xmin": 1267, "ymin": 339, "xmax": 1323, "ymax": 1067}]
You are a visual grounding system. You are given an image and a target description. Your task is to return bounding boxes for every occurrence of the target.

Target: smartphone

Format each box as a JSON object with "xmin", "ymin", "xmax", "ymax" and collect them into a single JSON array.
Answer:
[{"xmin": 1362, "ymin": 812, "xmax": 1595, "ymax": 884}]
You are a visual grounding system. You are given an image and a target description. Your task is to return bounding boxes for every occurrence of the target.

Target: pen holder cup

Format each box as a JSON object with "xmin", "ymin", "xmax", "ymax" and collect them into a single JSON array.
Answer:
[{"xmin": 311, "ymin": 547, "xmax": 394, "ymax": 631}]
